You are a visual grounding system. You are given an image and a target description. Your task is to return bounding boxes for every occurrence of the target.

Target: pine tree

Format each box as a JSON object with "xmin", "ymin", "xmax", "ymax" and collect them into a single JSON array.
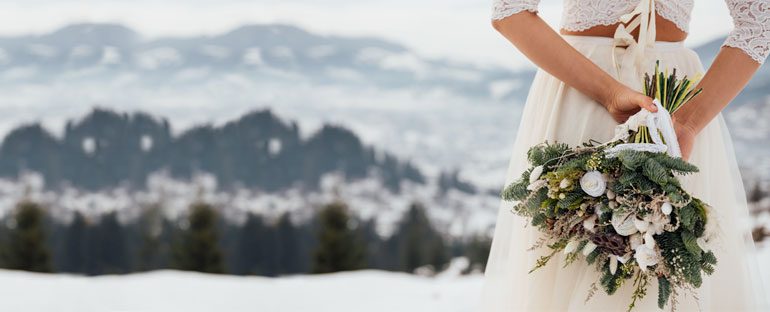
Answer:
[
  {"xmin": 275, "ymin": 213, "xmax": 300, "ymax": 274},
  {"xmin": 393, "ymin": 203, "xmax": 448, "ymax": 273},
  {"xmin": 1, "ymin": 200, "xmax": 52, "ymax": 272},
  {"xmin": 172, "ymin": 201, "xmax": 224, "ymax": 273},
  {"xmin": 312, "ymin": 201, "xmax": 365, "ymax": 273}
]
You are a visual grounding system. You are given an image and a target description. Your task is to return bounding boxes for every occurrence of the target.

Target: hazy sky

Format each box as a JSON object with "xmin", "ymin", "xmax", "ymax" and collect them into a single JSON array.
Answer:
[{"xmin": 0, "ymin": 0, "xmax": 736, "ymax": 69}]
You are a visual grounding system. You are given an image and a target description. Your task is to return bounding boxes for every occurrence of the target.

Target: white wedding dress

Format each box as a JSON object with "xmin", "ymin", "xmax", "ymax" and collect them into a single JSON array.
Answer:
[{"xmin": 482, "ymin": 0, "xmax": 770, "ymax": 311}]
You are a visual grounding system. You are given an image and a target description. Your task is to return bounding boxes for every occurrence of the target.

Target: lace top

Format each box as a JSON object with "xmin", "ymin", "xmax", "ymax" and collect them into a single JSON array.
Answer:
[{"xmin": 491, "ymin": 0, "xmax": 770, "ymax": 63}]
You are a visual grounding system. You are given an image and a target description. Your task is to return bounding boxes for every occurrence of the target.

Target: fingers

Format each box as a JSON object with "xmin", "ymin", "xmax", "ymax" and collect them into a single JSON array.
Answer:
[{"xmin": 637, "ymin": 94, "xmax": 657, "ymax": 112}]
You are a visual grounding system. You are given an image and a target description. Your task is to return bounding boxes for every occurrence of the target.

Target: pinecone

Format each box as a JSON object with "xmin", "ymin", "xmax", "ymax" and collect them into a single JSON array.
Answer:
[{"xmin": 590, "ymin": 230, "xmax": 628, "ymax": 255}]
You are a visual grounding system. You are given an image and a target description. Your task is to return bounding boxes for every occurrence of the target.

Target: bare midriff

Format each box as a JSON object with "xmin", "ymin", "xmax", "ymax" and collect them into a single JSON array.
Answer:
[{"xmin": 560, "ymin": 14, "xmax": 687, "ymax": 42}]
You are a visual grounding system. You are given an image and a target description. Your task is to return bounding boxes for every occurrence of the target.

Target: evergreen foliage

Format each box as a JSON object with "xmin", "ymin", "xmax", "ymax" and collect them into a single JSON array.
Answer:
[
  {"xmin": 172, "ymin": 201, "xmax": 224, "ymax": 274},
  {"xmin": 391, "ymin": 203, "xmax": 449, "ymax": 273},
  {"xmin": 0, "ymin": 200, "xmax": 52, "ymax": 272},
  {"xmin": 312, "ymin": 201, "xmax": 365, "ymax": 273}
]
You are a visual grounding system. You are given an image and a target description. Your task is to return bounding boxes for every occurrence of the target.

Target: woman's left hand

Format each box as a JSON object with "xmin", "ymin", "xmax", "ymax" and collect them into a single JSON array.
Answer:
[{"xmin": 673, "ymin": 120, "xmax": 698, "ymax": 161}]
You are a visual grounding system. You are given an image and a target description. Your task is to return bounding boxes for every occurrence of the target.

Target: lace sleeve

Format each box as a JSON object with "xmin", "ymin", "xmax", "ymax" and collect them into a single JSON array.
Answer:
[
  {"xmin": 491, "ymin": 0, "xmax": 540, "ymax": 20},
  {"xmin": 723, "ymin": 0, "xmax": 770, "ymax": 64}
]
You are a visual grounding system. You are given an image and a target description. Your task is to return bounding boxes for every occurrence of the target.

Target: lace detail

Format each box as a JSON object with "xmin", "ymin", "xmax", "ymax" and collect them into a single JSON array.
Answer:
[
  {"xmin": 723, "ymin": 0, "xmax": 770, "ymax": 64},
  {"xmin": 559, "ymin": 0, "xmax": 692, "ymax": 33},
  {"xmin": 491, "ymin": 0, "xmax": 540, "ymax": 21},
  {"xmin": 655, "ymin": 0, "xmax": 692, "ymax": 33},
  {"xmin": 560, "ymin": 1, "xmax": 638, "ymax": 32},
  {"xmin": 491, "ymin": 0, "xmax": 770, "ymax": 64}
]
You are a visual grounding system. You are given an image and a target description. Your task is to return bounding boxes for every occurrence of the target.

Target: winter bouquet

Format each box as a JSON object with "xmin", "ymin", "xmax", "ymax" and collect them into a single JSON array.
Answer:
[{"xmin": 502, "ymin": 63, "xmax": 717, "ymax": 311}]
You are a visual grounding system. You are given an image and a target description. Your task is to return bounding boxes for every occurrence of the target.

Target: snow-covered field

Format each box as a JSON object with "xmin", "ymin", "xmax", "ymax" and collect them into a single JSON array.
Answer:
[
  {"xmin": 1, "ymin": 251, "xmax": 769, "ymax": 312},
  {"xmin": 0, "ymin": 269, "xmax": 483, "ymax": 312}
]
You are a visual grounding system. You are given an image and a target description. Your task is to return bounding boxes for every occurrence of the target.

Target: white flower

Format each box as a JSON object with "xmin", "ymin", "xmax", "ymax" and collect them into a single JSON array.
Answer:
[
  {"xmin": 633, "ymin": 213, "xmax": 668, "ymax": 235},
  {"xmin": 634, "ymin": 245, "xmax": 660, "ymax": 272},
  {"xmin": 629, "ymin": 233, "xmax": 643, "ymax": 250},
  {"xmin": 580, "ymin": 171, "xmax": 606, "ymax": 197},
  {"xmin": 611, "ymin": 212, "xmax": 638, "ymax": 236},
  {"xmin": 583, "ymin": 215, "xmax": 598, "ymax": 232},
  {"xmin": 617, "ymin": 253, "xmax": 630, "ymax": 264},
  {"xmin": 609, "ymin": 255, "xmax": 618, "ymax": 275},
  {"xmin": 643, "ymin": 231, "xmax": 656, "ymax": 249},
  {"xmin": 661, "ymin": 202, "xmax": 673, "ymax": 215},
  {"xmin": 560, "ymin": 178, "xmax": 571, "ymax": 189},
  {"xmin": 582, "ymin": 242, "xmax": 597, "ymax": 256},
  {"xmin": 527, "ymin": 179, "xmax": 546, "ymax": 191},
  {"xmin": 563, "ymin": 240, "xmax": 581, "ymax": 254},
  {"xmin": 529, "ymin": 165, "xmax": 544, "ymax": 184},
  {"xmin": 558, "ymin": 193, "xmax": 566, "ymax": 199},
  {"xmin": 606, "ymin": 189, "xmax": 616, "ymax": 200},
  {"xmin": 633, "ymin": 218, "xmax": 649, "ymax": 233}
]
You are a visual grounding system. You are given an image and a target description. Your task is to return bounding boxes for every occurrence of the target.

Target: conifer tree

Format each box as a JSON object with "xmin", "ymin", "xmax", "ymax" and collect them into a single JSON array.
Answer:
[
  {"xmin": 312, "ymin": 201, "xmax": 365, "ymax": 273},
  {"xmin": 172, "ymin": 201, "xmax": 224, "ymax": 273},
  {"xmin": 393, "ymin": 202, "xmax": 448, "ymax": 273},
  {"xmin": 1, "ymin": 200, "xmax": 52, "ymax": 272}
]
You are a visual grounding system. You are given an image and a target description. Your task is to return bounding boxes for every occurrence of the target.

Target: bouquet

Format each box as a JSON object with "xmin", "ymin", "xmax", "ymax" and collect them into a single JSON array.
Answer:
[{"xmin": 502, "ymin": 63, "xmax": 717, "ymax": 311}]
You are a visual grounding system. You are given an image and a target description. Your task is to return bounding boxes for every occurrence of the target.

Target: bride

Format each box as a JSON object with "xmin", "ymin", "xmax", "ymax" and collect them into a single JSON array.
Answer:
[{"xmin": 481, "ymin": 0, "xmax": 769, "ymax": 310}]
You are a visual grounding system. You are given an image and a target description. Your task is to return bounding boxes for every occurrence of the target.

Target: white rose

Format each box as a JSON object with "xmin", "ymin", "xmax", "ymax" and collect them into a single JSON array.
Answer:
[
  {"xmin": 580, "ymin": 171, "xmax": 606, "ymax": 197},
  {"xmin": 529, "ymin": 165, "xmax": 544, "ymax": 184},
  {"xmin": 634, "ymin": 245, "xmax": 660, "ymax": 272}
]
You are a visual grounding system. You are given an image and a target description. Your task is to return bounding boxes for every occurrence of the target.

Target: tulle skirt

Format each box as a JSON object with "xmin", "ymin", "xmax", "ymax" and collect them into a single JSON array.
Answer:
[{"xmin": 480, "ymin": 35, "xmax": 768, "ymax": 311}]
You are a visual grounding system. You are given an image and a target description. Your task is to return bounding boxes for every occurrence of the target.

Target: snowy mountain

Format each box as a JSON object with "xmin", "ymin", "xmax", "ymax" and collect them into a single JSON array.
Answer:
[{"xmin": 0, "ymin": 23, "xmax": 530, "ymax": 100}]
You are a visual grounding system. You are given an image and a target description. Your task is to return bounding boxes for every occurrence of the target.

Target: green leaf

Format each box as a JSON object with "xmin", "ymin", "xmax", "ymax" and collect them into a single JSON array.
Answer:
[
  {"xmin": 557, "ymin": 192, "xmax": 584, "ymax": 210},
  {"xmin": 653, "ymin": 153, "xmax": 699, "ymax": 174},
  {"xmin": 618, "ymin": 150, "xmax": 647, "ymax": 170},
  {"xmin": 658, "ymin": 277, "xmax": 672, "ymax": 309},
  {"xmin": 501, "ymin": 181, "xmax": 528, "ymax": 201},
  {"xmin": 643, "ymin": 158, "xmax": 670, "ymax": 186},
  {"xmin": 681, "ymin": 230, "xmax": 702, "ymax": 260}
]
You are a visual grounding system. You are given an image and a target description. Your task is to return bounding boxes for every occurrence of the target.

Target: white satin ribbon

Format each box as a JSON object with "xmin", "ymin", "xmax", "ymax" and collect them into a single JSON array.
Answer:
[
  {"xmin": 612, "ymin": 0, "xmax": 657, "ymax": 91},
  {"xmin": 605, "ymin": 99, "xmax": 682, "ymax": 159}
]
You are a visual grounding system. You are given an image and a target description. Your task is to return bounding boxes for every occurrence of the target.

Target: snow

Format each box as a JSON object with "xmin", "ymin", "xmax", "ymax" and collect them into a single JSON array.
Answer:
[
  {"xmin": 0, "ymin": 269, "xmax": 483, "ymax": 312},
  {"xmin": 1, "ymin": 249, "xmax": 769, "ymax": 312}
]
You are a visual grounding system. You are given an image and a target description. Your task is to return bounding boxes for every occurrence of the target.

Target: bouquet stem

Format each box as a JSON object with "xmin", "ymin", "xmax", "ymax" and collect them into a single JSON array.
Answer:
[{"xmin": 634, "ymin": 61, "xmax": 703, "ymax": 143}]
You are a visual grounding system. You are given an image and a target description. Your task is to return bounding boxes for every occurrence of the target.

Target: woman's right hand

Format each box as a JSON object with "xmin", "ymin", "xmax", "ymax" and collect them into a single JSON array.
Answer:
[{"xmin": 601, "ymin": 84, "xmax": 658, "ymax": 124}]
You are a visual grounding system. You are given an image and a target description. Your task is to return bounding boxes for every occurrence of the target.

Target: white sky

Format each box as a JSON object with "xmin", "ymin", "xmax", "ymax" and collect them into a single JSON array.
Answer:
[{"xmin": 0, "ymin": 0, "xmax": 735, "ymax": 69}]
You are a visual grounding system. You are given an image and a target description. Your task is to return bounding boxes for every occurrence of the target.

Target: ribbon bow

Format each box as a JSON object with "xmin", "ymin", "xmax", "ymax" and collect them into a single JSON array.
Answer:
[
  {"xmin": 612, "ymin": 0, "xmax": 657, "ymax": 91},
  {"xmin": 605, "ymin": 99, "xmax": 682, "ymax": 159}
]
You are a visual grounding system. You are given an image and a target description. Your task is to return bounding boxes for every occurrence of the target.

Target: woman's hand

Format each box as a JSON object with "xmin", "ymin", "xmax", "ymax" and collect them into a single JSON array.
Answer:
[
  {"xmin": 673, "ymin": 118, "xmax": 699, "ymax": 161},
  {"xmin": 601, "ymin": 84, "xmax": 658, "ymax": 124}
]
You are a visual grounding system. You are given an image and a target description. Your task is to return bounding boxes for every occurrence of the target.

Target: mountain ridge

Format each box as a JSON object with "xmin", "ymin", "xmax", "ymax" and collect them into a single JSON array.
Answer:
[{"xmin": 0, "ymin": 108, "xmax": 427, "ymax": 192}]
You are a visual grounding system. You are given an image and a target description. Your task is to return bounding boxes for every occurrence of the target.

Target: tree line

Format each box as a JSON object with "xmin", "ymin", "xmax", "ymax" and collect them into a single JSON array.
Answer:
[{"xmin": 0, "ymin": 199, "xmax": 491, "ymax": 276}]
